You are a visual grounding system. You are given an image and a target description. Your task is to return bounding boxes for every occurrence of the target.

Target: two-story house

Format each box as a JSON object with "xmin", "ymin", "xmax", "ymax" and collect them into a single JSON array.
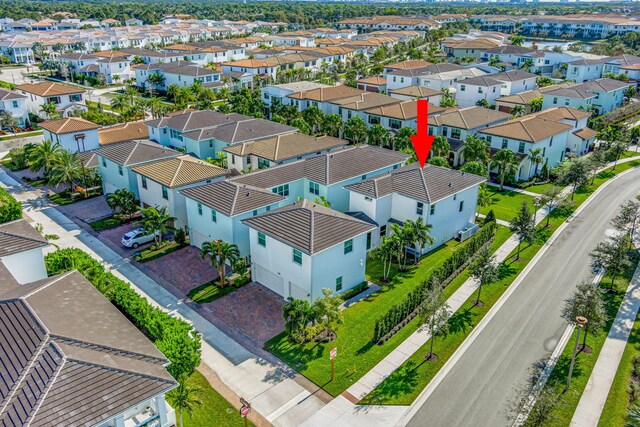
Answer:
[
  {"xmin": 16, "ymin": 82, "xmax": 86, "ymax": 119},
  {"xmin": 542, "ymin": 78, "xmax": 631, "ymax": 115},
  {"xmin": 40, "ymin": 117, "xmax": 100, "ymax": 152},
  {"xmin": 0, "ymin": 88, "xmax": 29, "ymax": 128}
]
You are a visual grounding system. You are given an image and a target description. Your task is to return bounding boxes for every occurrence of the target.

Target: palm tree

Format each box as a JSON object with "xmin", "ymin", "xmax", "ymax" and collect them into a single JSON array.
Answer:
[
  {"xmin": 321, "ymin": 114, "xmax": 343, "ymax": 137},
  {"xmin": 166, "ymin": 83, "xmax": 181, "ymax": 101},
  {"xmin": 48, "ymin": 150, "xmax": 83, "ymax": 191},
  {"xmin": 145, "ymin": 96, "xmax": 164, "ymax": 119},
  {"xmin": 136, "ymin": 205, "xmax": 174, "ymax": 245},
  {"xmin": 406, "ymin": 217, "xmax": 435, "ymax": 263},
  {"xmin": 302, "ymin": 105, "xmax": 324, "ymax": 134},
  {"xmin": 39, "ymin": 101, "xmax": 60, "ymax": 120},
  {"xmin": 510, "ymin": 105, "xmax": 525, "ymax": 117},
  {"xmin": 175, "ymin": 87, "xmax": 196, "ymax": 109},
  {"xmin": 370, "ymin": 236, "xmax": 395, "ymax": 281},
  {"xmin": 432, "ymin": 136, "xmax": 450, "ymax": 158},
  {"xmin": 146, "ymin": 72, "xmax": 166, "ymax": 90},
  {"xmin": 477, "ymin": 183, "xmax": 493, "ymax": 209},
  {"xmin": 462, "ymin": 134, "xmax": 489, "ymax": 164},
  {"xmin": 491, "ymin": 149, "xmax": 520, "ymax": 191},
  {"xmin": 29, "ymin": 140, "xmax": 63, "ymax": 176},
  {"xmin": 200, "ymin": 240, "xmax": 240, "ymax": 288},
  {"xmin": 597, "ymin": 125, "xmax": 622, "ymax": 149},
  {"xmin": 343, "ymin": 116, "xmax": 368, "ymax": 145},
  {"xmin": 124, "ymin": 86, "xmax": 139, "ymax": 107},
  {"xmin": 168, "ymin": 381, "xmax": 202, "ymax": 427},
  {"xmin": 367, "ymin": 124, "xmax": 390, "ymax": 147},
  {"xmin": 109, "ymin": 93, "xmax": 130, "ymax": 113},
  {"xmin": 528, "ymin": 148, "xmax": 544, "ymax": 177}
]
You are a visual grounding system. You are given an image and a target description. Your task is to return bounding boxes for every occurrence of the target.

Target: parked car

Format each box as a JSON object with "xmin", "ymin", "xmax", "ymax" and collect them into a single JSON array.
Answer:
[{"xmin": 122, "ymin": 228, "xmax": 158, "ymax": 248}]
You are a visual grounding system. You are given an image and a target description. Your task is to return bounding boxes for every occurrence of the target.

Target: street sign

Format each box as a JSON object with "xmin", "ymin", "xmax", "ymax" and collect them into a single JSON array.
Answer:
[
  {"xmin": 240, "ymin": 397, "xmax": 250, "ymax": 407},
  {"xmin": 330, "ymin": 347, "xmax": 337, "ymax": 360},
  {"xmin": 240, "ymin": 405, "xmax": 251, "ymax": 417}
]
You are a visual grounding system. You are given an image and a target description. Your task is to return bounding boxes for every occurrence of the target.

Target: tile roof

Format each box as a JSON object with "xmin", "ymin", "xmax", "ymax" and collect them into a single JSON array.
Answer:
[
  {"xmin": 573, "ymin": 127, "xmax": 598, "ymax": 140},
  {"xmin": 357, "ymin": 76, "xmax": 387, "ymax": 85},
  {"xmin": 145, "ymin": 110, "xmax": 249, "ymax": 131},
  {"xmin": 182, "ymin": 117, "xmax": 296, "ymax": 143},
  {"xmin": 385, "ymin": 60, "xmax": 434, "ymax": 70},
  {"xmin": 0, "ymin": 270, "xmax": 176, "ymax": 427},
  {"xmin": 388, "ymin": 86, "xmax": 443, "ymax": 99},
  {"xmin": 132, "ymin": 155, "xmax": 230, "ymax": 187},
  {"xmin": 329, "ymin": 92, "xmax": 401, "ymax": 111},
  {"xmin": 491, "ymin": 69, "xmax": 537, "ymax": 82},
  {"xmin": 15, "ymin": 81, "xmax": 84, "ymax": 96},
  {"xmin": 39, "ymin": 117, "xmax": 99, "ymax": 134},
  {"xmin": 98, "ymin": 121, "xmax": 149, "ymax": 145},
  {"xmin": 78, "ymin": 150, "xmax": 98, "ymax": 168},
  {"xmin": 95, "ymin": 139, "xmax": 179, "ymax": 166},
  {"xmin": 495, "ymin": 82, "xmax": 576, "ymax": 105},
  {"xmin": 287, "ymin": 85, "xmax": 366, "ymax": 102},
  {"xmin": 345, "ymin": 162, "xmax": 486, "ymax": 203},
  {"xmin": 431, "ymin": 106, "xmax": 512, "ymax": 130},
  {"xmin": 242, "ymin": 199, "xmax": 375, "ymax": 255},
  {"xmin": 531, "ymin": 106, "xmax": 592, "ymax": 121},
  {"xmin": 365, "ymin": 100, "xmax": 445, "ymax": 120},
  {"xmin": 0, "ymin": 219, "xmax": 48, "ymax": 257},
  {"xmin": 223, "ymin": 133, "xmax": 347, "ymax": 162},
  {"xmin": 181, "ymin": 180, "xmax": 285, "ymax": 216},
  {"xmin": 479, "ymin": 116, "xmax": 573, "ymax": 142},
  {"xmin": 457, "ymin": 75, "xmax": 503, "ymax": 87},
  {"xmin": 0, "ymin": 88, "xmax": 27, "ymax": 101}
]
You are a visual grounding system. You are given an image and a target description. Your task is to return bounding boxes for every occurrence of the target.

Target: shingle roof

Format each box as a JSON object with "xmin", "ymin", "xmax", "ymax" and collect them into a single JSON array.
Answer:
[
  {"xmin": 223, "ymin": 133, "xmax": 347, "ymax": 162},
  {"xmin": 95, "ymin": 139, "xmax": 179, "ymax": 166},
  {"xmin": 0, "ymin": 270, "xmax": 176, "ymax": 427},
  {"xmin": 431, "ymin": 106, "xmax": 511, "ymax": 130},
  {"xmin": 132, "ymin": 155, "xmax": 230, "ymax": 188},
  {"xmin": 233, "ymin": 145, "xmax": 410, "ymax": 188},
  {"xmin": 98, "ymin": 121, "xmax": 149, "ymax": 145},
  {"xmin": 479, "ymin": 116, "xmax": 573, "ymax": 142},
  {"xmin": 181, "ymin": 181, "xmax": 285, "ymax": 216},
  {"xmin": 457, "ymin": 75, "xmax": 503, "ymax": 87},
  {"xmin": 0, "ymin": 219, "xmax": 48, "ymax": 257},
  {"xmin": 242, "ymin": 199, "xmax": 375, "ymax": 255},
  {"xmin": 39, "ymin": 117, "xmax": 99, "ymax": 134},
  {"xmin": 345, "ymin": 162, "xmax": 485, "ymax": 203},
  {"xmin": 181, "ymin": 118, "xmax": 296, "ymax": 143},
  {"xmin": 15, "ymin": 81, "xmax": 84, "ymax": 96},
  {"xmin": 492, "ymin": 70, "xmax": 537, "ymax": 82}
]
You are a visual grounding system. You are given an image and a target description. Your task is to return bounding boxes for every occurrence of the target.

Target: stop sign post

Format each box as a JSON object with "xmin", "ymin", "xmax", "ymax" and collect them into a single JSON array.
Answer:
[
  {"xmin": 240, "ymin": 397, "xmax": 251, "ymax": 427},
  {"xmin": 330, "ymin": 347, "xmax": 337, "ymax": 380}
]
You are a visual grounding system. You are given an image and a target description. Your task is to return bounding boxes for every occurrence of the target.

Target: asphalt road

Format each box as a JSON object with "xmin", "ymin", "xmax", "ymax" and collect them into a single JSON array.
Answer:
[{"xmin": 407, "ymin": 167, "xmax": 640, "ymax": 427}]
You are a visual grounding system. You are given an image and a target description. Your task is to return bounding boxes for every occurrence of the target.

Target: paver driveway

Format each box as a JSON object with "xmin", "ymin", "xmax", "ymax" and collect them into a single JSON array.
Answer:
[{"xmin": 144, "ymin": 245, "xmax": 219, "ymax": 291}]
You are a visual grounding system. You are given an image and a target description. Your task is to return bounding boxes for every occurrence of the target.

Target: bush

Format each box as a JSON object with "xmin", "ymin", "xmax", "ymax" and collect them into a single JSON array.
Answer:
[
  {"xmin": 340, "ymin": 282, "xmax": 369, "ymax": 301},
  {"xmin": 0, "ymin": 187, "xmax": 22, "ymax": 223},
  {"xmin": 45, "ymin": 248, "xmax": 201, "ymax": 380},
  {"xmin": 484, "ymin": 210, "xmax": 496, "ymax": 225},
  {"xmin": 174, "ymin": 228, "xmax": 186, "ymax": 246}
]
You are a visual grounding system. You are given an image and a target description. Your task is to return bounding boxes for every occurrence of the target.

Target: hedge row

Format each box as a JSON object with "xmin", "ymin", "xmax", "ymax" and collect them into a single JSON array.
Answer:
[
  {"xmin": 45, "ymin": 248, "xmax": 201, "ymax": 381},
  {"xmin": 373, "ymin": 222, "xmax": 497, "ymax": 343},
  {"xmin": 0, "ymin": 187, "xmax": 21, "ymax": 224}
]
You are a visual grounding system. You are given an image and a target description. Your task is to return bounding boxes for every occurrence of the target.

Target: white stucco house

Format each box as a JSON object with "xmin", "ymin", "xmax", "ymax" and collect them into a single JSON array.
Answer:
[
  {"xmin": 0, "ymin": 219, "xmax": 48, "ymax": 284},
  {"xmin": 0, "ymin": 88, "xmax": 29, "ymax": 128},
  {"xmin": 531, "ymin": 107, "xmax": 595, "ymax": 156},
  {"xmin": 96, "ymin": 56, "xmax": 132, "ymax": 84},
  {"xmin": 454, "ymin": 75, "xmax": 503, "ymax": 108},
  {"xmin": 15, "ymin": 81, "xmax": 86, "ymax": 119},
  {"xmin": 243, "ymin": 200, "xmax": 375, "ymax": 301},
  {"xmin": 541, "ymin": 78, "xmax": 631, "ymax": 116},
  {"xmin": 40, "ymin": 117, "xmax": 100, "ymax": 152}
]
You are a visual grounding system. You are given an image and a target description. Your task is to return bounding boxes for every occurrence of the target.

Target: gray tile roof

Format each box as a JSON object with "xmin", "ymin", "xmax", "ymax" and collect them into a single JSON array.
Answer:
[
  {"xmin": 181, "ymin": 118, "xmax": 297, "ymax": 143},
  {"xmin": 0, "ymin": 270, "xmax": 176, "ymax": 427},
  {"xmin": 181, "ymin": 180, "xmax": 285, "ymax": 216},
  {"xmin": 344, "ymin": 162, "xmax": 486, "ymax": 203},
  {"xmin": 0, "ymin": 219, "xmax": 48, "ymax": 257},
  {"xmin": 145, "ymin": 110, "xmax": 250, "ymax": 132},
  {"xmin": 94, "ymin": 139, "xmax": 179, "ymax": 166},
  {"xmin": 0, "ymin": 88, "xmax": 27, "ymax": 101},
  {"xmin": 457, "ymin": 75, "xmax": 503, "ymax": 87},
  {"xmin": 492, "ymin": 70, "xmax": 537, "ymax": 82},
  {"xmin": 242, "ymin": 199, "xmax": 375, "ymax": 255}
]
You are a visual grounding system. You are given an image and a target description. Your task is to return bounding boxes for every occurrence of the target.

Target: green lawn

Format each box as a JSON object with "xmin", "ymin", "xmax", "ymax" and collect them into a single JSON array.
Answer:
[
  {"xmin": 134, "ymin": 240, "xmax": 186, "ymax": 263},
  {"xmin": 188, "ymin": 282, "xmax": 237, "ymax": 303},
  {"xmin": 167, "ymin": 370, "xmax": 253, "ymax": 427},
  {"xmin": 266, "ymin": 226, "xmax": 512, "ymax": 397},
  {"xmin": 89, "ymin": 215, "xmax": 125, "ymax": 231},
  {"xmin": 477, "ymin": 186, "xmax": 536, "ymax": 222},
  {"xmin": 524, "ymin": 182, "xmax": 558, "ymax": 195},
  {"xmin": 598, "ymin": 309, "xmax": 640, "ymax": 427}
]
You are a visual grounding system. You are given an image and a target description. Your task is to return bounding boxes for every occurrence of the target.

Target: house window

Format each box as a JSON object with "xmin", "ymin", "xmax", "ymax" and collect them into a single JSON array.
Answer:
[
  {"xmin": 197, "ymin": 203, "xmax": 202, "ymax": 215},
  {"xmin": 309, "ymin": 181, "xmax": 320, "ymax": 195},
  {"xmin": 11, "ymin": 100, "xmax": 18, "ymax": 108},
  {"xmin": 502, "ymin": 139, "xmax": 508, "ymax": 149},
  {"xmin": 460, "ymin": 85, "xmax": 466, "ymax": 92},
  {"xmin": 459, "ymin": 200, "xmax": 464, "ymax": 212},
  {"xmin": 430, "ymin": 204, "xmax": 435, "ymax": 215},
  {"xmin": 118, "ymin": 165, "xmax": 123, "ymax": 176},
  {"xmin": 253, "ymin": 210, "xmax": 258, "ymax": 216},
  {"xmin": 101, "ymin": 158, "xmax": 106, "ymax": 168},
  {"xmin": 336, "ymin": 276, "xmax": 343, "ymax": 292},
  {"xmin": 162, "ymin": 185, "xmax": 168, "ymax": 199},
  {"xmin": 293, "ymin": 248, "xmax": 302, "ymax": 265},
  {"xmin": 380, "ymin": 225, "xmax": 387, "ymax": 238},
  {"xmin": 344, "ymin": 239, "xmax": 353, "ymax": 254},
  {"xmin": 390, "ymin": 119, "xmax": 402, "ymax": 130},
  {"xmin": 451, "ymin": 128, "xmax": 461, "ymax": 139},
  {"xmin": 258, "ymin": 232, "xmax": 266, "ymax": 247},
  {"xmin": 553, "ymin": 97, "xmax": 558, "ymax": 105},
  {"xmin": 417, "ymin": 202, "xmax": 424, "ymax": 215},
  {"xmin": 366, "ymin": 232, "xmax": 372, "ymax": 250},
  {"xmin": 70, "ymin": 94, "xmax": 82, "ymax": 102},
  {"xmin": 272, "ymin": 184, "xmax": 289, "ymax": 196},
  {"xmin": 518, "ymin": 142, "xmax": 525, "ymax": 153},
  {"xmin": 258, "ymin": 158, "xmax": 269, "ymax": 169},
  {"xmin": 368, "ymin": 115, "xmax": 380, "ymax": 125},
  {"xmin": 478, "ymin": 87, "xmax": 484, "ymax": 94},
  {"xmin": 211, "ymin": 209, "xmax": 217, "ymax": 222}
]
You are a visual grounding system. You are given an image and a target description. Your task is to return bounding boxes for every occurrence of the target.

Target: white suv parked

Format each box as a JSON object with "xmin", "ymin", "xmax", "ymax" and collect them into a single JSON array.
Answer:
[{"xmin": 121, "ymin": 228, "xmax": 159, "ymax": 248}]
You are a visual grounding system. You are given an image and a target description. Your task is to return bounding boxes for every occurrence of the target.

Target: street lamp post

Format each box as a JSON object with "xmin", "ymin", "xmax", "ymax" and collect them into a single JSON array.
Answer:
[{"xmin": 565, "ymin": 316, "xmax": 588, "ymax": 392}]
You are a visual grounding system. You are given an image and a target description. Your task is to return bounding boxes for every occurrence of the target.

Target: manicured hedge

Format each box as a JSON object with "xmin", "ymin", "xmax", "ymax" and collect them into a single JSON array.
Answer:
[
  {"xmin": 373, "ymin": 222, "xmax": 497, "ymax": 343},
  {"xmin": 0, "ymin": 187, "xmax": 21, "ymax": 223},
  {"xmin": 45, "ymin": 248, "xmax": 201, "ymax": 380}
]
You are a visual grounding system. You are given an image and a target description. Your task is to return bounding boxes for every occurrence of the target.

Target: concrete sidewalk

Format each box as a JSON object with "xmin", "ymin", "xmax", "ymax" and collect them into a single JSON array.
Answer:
[{"xmin": 571, "ymin": 263, "xmax": 640, "ymax": 426}]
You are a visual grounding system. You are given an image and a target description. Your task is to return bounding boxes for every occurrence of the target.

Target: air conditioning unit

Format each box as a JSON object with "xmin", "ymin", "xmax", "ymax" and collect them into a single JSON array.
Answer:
[{"xmin": 457, "ymin": 223, "xmax": 479, "ymax": 242}]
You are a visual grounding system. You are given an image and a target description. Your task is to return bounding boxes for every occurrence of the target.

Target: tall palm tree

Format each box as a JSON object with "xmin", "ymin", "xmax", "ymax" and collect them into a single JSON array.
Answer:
[
  {"xmin": 491, "ymin": 149, "xmax": 520, "ymax": 191},
  {"xmin": 528, "ymin": 147, "xmax": 544, "ymax": 177},
  {"xmin": 39, "ymin": 101, "xmax": 60, "ymax": 120},
  {"xmin": 302, "ymin": 105, "xmax": 324, "ymax": 134},
  {"xmin": 28, "ymin": 140, "xmax": 63, "ymax": 176},
  {"xmin": 109, "ymin": 93, "xmax": 130, "ymax": 113},
  {"xmin": 343, "ymin": 116, "xmax": 368, "ymax": 145},
  {"xmin": 432, "ymin": 136, "xmax": 450, "ymax": 158},
  {"xmin": 48, "ymin": 150, "xmax": 83, "ymax": 191},
  {"xmin": 175, "ymin": 87, "xmax": 196, "ymax": 109},
  {"xmin": 477, "ymin": 183, "xmax": 493, "ymax": 209},
  {"xmin": 367, "ymin": 124, "xmax": 390, "ymax": 147},
  {"xmin": 200, "ymin": 240, "xmax": 240, "ymax": 288},
  {"xmin": 136, "ymin": 205, "xmax": 174, "ymax": 245},
  {"xmin": 462, "ymin": 134, "xmax": 490, "ymax": 164},
  {"xmin": 166, "ymin": 83, "xmax": 181, "ymax": 101},
  {"xmin": 145, "ymin": 96, "xmax": 164, "ymax": 119},
  {"xmin": 167, "ymin": 382, "xmax": 202, "ymax": 427},
  {"xmin": 321, "ymin": 114, "xmax": 343, "ymax": 137},
  {"xmin": 406, "ymin": 218, "xmax": 435, "ymax": 263},
  {"xmin": 124, "ymin": 86, "xmax": 139, "ymax": 107}
]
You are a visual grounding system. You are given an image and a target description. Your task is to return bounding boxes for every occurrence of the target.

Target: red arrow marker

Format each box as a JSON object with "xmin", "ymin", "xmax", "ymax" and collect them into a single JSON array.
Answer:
[{"xmin": 410, "ymin": 99, "xmax": 435, "ymax": 168}]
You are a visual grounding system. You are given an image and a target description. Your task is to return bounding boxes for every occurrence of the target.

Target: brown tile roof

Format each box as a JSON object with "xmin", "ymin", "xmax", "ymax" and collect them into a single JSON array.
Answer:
[
  {"xmin": 385, "ymin": 60, "xmax": 434, "ymax": 70},
  {"xmin": 39, "ymin": 117, "xmax": 99, "ymax": 134},
  {"xmin": 132, "ymin": 155, "xmax": 230, "ymax": 188},
  {"xmin": 365, "ymin": 101, "xmax": 445, "ymax": 120},
  {"xmin": 15, "ymin": 81, "xmax": 84, "ymax": 97},
  {"xmin": 287, "ymin": 85, "xmax": 366, "ymax": 102},
  {"xmin": 242, "ymin": 199, "xmax": 375, "ymax": 255},
  {"xmin": 573, "ymin": 127, "xmax": 598, "ymax": 140},
  {"xmin": 388, "ymin": 86, "xmax": 443, "ymax": 99},
  {"xmin": 330, "ymin": 92, "xmax": 401, "ymax": 111},
  {"xmin": 531, "ymin": 106, "xmax": 592, "ymax": 121},
  {"xmin": 479, "ymin": 116, "xmax": 573, "ymax": 142},
  {"xmin": 0, "ymin": 219, "xmax": 48, "ymax": 257},
  {"xmin": 345, "ymin": 162, "xmax": 486, "ymax": 203},
  {"xmin": 181, "ymin": 181, "xmax": 285, "ymax": 216},
  {"xmin": 95, "ymin": 140, "xmax": 180, "ymax": 166},
  {"xmin": 357, "ymin": 76, "xmax": 387, "ymax": 86},
  {"xmin": 223, "ymin": 133, "xmax": 347, "ymax": 162},
  {"xmin": 432, "ymin": 106, "xmax": 511, "ymax": 130},
  {"xmin": 0, "ymin": 270, "xmax": 176, "ymax": 427},
  {"xmin": 98, "ymin": 121, "xmax": 149, "ymax": 145},
  {"xmin": 0, "ymin": 88, "xmax": 26, "ymax": 101}
]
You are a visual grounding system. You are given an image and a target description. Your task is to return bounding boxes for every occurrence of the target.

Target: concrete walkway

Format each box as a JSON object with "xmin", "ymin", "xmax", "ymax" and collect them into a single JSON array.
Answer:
[{"xmin": 571, "ymin": 263, "xmax": 640, "ymax": 426}]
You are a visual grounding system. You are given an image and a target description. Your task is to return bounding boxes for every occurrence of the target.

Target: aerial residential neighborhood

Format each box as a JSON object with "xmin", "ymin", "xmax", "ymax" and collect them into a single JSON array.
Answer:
[{"xmin": 1, "ymin": 2, "xmax": 640, "ymax": 427}]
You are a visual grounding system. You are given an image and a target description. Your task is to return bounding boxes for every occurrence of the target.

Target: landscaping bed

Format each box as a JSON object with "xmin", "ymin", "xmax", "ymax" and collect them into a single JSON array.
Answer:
[
  {"xmin": 134, "ymin": 239, "xmax": 187, "ymax": 263},
  {"xmin": 49, "ymin": 188, "xmax": 102, "ymax": 205},
  {"xmin": 477, "ymin": 186, "xmax": 536, "ymax": 222},
  {"xmin": 188, "ymin": 282, "xmax": 238, "ymax": 304}
]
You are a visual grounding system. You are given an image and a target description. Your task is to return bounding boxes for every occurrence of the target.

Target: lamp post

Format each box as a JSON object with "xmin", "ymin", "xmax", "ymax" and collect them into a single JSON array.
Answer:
[{"xmin": 565, "ymin": 316, "xmax": 588, "ymax": 392}]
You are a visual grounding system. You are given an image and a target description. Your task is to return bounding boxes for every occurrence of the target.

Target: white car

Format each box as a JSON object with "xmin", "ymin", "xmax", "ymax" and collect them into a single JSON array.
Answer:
[{"xmin": 121, "ymin": 228, "xmax": 158, "ymax": 248}]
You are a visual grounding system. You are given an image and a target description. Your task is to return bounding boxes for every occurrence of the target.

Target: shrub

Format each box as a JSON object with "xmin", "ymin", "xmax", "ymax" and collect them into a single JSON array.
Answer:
[
  {"xmin": 45, "ymin": 248, "xmax": 201, "ymax": 380},
  {"xmin": 484, "ymin": 210, "xmax": 496, "ymax": 225},
  {"xmin": 340, "ymin": 282, "xmax": 369, "ymax": 301},
  {"xmin": 174, "ymin": 228, "xmax": 186, "ymax": 246},
  {"xmin": 0, "ymin": 187, "xmax": 22, "ymax": 223}
]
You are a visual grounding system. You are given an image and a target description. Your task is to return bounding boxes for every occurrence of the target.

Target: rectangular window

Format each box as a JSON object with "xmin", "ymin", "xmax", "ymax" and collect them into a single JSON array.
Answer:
[
  {"xmin": 368, "ymin": 115, "xmax": 380, "ymax": 125},
  {"xmin": 309, "ymin": 181, "xmax": 320, "ymax": 195},
  {"xmin": 366, "ymin": 232, "xmax": 371, "ymax": 250},
  {"xmin": 478, "ymin": 87, "xmax": 483, "ymax": 94},
  {"xmin": 102, "ymin": 158, "xmax": 106, "ymax": 168},
  {"xmin": 389, "ymin": 119, "xmax": 402, "ymax": 130},
  {"xmin": 553, "ymin": 97, "xmax": 558, "ymax": 105},
  {"xmin": 197, "ymin": 203, "xmax": 202, "ymax": 215},
  {"xmin": 344, "ymin": 239, "xmax": 353, "ymax": 254},
  {"xmin": 211, "ymin": 209, "xmax": 217, "ymax": 223},
  {"xmin": 293, "ymin": 248, "xmax": 302, "ymax": 265},
  {"xmin": 11, "ymin": 100, "xmax": 18, "ymax": 108},
  {"xmin": 336, "ymin": 276, "xmax": 343, "ymax": 292},
  {"xmin": 460, "ymin": 84, "xmax": 465, "ymax": 92},
  {"xmin": 518, "ymin": 142, "xmax": 525, "ymax": 153},
  {"xmin": 118, "ymin": 165, "xmax": 123, "ymax": 176},
  {"xmin": 451, "ymin": 128, "xmax": 461, "ymax": 139},
  {"xmin": 459, "ymin": 200, "xmax": 464, "ymax": 212},
  {"xmin": 141, "ymin": 176, "xmax": 147, "ymax": 189},
  {"xmin": 416, "ymin": 202, "xmax": 424, "ymax": 215},
  {"xmin": 253, "ymin": 210, "xmax": 258, "ymax": 216},
  {"xmin": 272, "ymin": 184, "xmax": 290, "ymax": 196},
  {"xmin": 502, "ymin": 139, "xmax": 508, "ymax": 149},
  {"xmin": 430, "ymin": 204, "xmax": 435, "ymax": 215},
  {"xmin": 258, "ymin": 232, "xmax": 266, "ymax": 247},
  {"xmin": 258, "ymin": 158, "xmax": 269, "ymax": 169},
  {"xmin": 162, "ymin": 185, "xmax": 168, "ymax": 199},
  {"xmin": 70, "ymin": 94, "xmax": 82, "ymax": 102},
  {"xmin": 380, "ymin": 225, "xmax": 387, "ymax": 238}
]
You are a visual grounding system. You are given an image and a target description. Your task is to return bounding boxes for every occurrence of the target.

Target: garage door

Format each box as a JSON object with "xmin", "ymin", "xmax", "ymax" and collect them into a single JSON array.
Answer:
[
  {"xmin": 254, "ymin": 264, "xmax": 285, "ymax": 298},
  {"xmin": 190, "ymin": 230, "xmax": 209, "ymax": 249},
  {"xmin": 289, "ymin": 281, "xmax": 309, "ymax": 302}
]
